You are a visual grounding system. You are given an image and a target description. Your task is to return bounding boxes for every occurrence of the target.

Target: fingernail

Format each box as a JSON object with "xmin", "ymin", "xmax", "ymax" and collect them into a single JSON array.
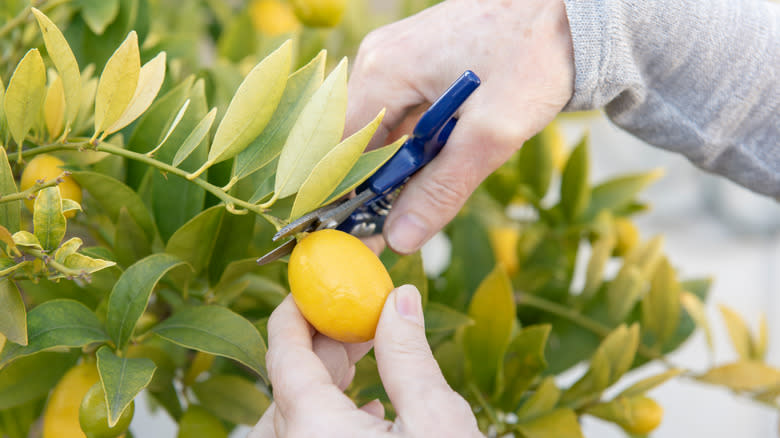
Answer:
[
  {"xmin": 386, "ymin": 213, "xmax": 428, "ymax": 253},
  {"xmin": 394, "ymin": 285, "xmax": 424, "ymax": 326}
]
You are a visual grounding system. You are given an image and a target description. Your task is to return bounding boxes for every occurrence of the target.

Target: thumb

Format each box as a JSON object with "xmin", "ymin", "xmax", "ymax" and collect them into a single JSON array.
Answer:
[{"xmin": 374, "ymin": 285, "xmax": 479, "ymax": 435}]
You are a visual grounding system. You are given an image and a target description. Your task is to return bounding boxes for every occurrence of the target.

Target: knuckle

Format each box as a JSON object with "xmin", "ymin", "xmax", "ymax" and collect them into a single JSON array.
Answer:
[{"xmin": 418, "ymin": 172, "xmax": 472, "ymax": 214}]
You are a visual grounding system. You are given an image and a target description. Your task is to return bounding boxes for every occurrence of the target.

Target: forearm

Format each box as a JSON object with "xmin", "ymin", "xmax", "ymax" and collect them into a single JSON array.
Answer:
[{"xmin": 563, "ymin": 0, "xmax": 780, "ymax": 198}]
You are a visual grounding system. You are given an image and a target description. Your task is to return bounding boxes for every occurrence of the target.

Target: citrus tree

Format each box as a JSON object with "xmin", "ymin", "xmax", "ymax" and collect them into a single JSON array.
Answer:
[{"xmin": 0, "ymin": 1, "xmax": 777, "ymax": 438}]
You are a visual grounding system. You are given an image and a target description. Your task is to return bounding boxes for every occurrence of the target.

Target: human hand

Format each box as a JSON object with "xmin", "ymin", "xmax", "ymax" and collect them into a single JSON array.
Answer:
[
  {"xmin": 248, "ymin": 285, "xmax": 482, "ymax": 437},
  {"xmin": 346, "ymin": 0, "xmax": 574, "ymax": 254}
]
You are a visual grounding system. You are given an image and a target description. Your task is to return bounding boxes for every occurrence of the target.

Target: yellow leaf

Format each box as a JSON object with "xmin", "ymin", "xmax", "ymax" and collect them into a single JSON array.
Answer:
[
  {"xmin": 719, "ymin": 304, "xmax": 752, "ymax": 361},
  {"xmin": 44, "ymin": 72, "xmax": 66, "ymax": 139},
  {"xmin": 104, "ymin": 52, "xmax": 167, "ymax": 135},
  {"xmin": 516, "ymin": 377, "xmax": 561, "ymax": 422},
  {"xmin": 753, "ymin": 314, "xmax": 768, "ymax": 361},
  {"xmin": 582, "ymin": 233, "xmax": 614, "ymax": 300},
  {"xmin": 680, "ymin": 291, "xmax": 713, "ymax": 351},
  {"xmin": 641, "ymin": 257, "xmax": 681, "ymax": 345},
  {"xmin": 4, "ymin": 49, "xmax": 46, "ymax": 146},
  {"xmin": 290, "ymin": 109, "xmax": 384, "ymax": 219},
  {"xmin": 516, "ymin": 408, "xmax": 584, "ymax": 438},
  {"xmin": 274, "ymin": 57, "xmax": 348, "ymax": 199},
  {"xmin": 192, "ymin": 40, "xmax": 292, "ymax": 177},
  {"xmin": 698, "ymin": 361, "xmax": 780, "ymax": 392},
  {"xmin": 462, "ymin": 266, "xmax": 515, "ymax": 394},
  {"xmin": 94, "ymin": 31, "xmax": 140, "ymax": 137},
  {"xmin": 32, "ymin": 8, "xmax": 81, "ymax": 134}
]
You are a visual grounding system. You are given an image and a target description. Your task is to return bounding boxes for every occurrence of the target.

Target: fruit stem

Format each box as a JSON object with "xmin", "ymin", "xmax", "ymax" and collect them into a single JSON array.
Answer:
[{"xmin": 0, "ymin": 172, "xmax": 65, "ymax": 205}]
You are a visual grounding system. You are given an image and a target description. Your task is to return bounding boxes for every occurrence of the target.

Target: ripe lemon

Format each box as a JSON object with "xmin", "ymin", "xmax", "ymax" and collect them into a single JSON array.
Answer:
[
  {"xmin": 488, "ymin": 226, "xmax": 520, "ymax": 276},
  {"xmin": 43, "ymin": 361, "xmax": 99, "ymax": 438},
  {"xmin": 288, "ymin": 229, "xmax": 394, "ymax": 343},
  {"xmin": 623, "ymin": 396, "xmax": 664, "ymax": 434},
  {"xmin": 79, "ymin": 383, "xmax": 134, "ymax": 438},
  {"xmin": 290, "ymin": 0, "xmax": 346, "ymax": 28},
  {"xmin": 249, "ymin": 0, "xmax": 301, "ymax": 36},
  {"xmin": 20, "ymin": 154, "xmax": 82, "ymax": 217},
  {"xmin": 614, "ymin": 217, "xmax": 640, "ymax": 257}
]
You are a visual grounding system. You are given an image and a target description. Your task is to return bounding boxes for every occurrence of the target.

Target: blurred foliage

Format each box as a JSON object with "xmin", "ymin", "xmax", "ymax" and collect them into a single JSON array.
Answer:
[{"xmin": 0, "ymin": 1, "xmax": 776, "ymax": 438}]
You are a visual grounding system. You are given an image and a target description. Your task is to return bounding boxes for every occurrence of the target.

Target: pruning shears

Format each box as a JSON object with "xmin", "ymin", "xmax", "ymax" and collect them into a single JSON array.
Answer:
[{"xmin": 256, "ymin": 70, "xmax": 481, "ymax": 265}]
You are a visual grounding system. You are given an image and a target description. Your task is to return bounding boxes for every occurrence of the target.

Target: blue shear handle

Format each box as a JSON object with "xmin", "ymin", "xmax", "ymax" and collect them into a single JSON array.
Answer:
[{"xmin": 357, "ymin": 70, "xmax": 481, "ymax": 196}]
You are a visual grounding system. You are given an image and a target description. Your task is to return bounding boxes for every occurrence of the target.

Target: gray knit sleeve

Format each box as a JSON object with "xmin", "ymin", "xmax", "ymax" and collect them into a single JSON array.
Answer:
[{"xmin": 562, "ymin": 0, "xmax": 780, "ymax": 199}]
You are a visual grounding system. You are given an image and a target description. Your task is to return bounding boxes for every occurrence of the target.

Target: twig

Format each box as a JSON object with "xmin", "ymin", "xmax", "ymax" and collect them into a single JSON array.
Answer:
[{"xmin": 0, "ymin": 172, "xmax": 67, "ymax": 205}]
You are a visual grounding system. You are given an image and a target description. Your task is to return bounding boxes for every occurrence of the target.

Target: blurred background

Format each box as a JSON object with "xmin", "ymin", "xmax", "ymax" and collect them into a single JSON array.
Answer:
[{"xmin": 115, "ymin": 0, "xmax": 778, "ymax": 436}]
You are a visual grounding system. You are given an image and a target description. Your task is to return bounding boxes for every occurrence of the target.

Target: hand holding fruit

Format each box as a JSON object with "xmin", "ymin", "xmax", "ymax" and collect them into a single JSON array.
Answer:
[{"xmin": 249, "ymin": 285, "xmax": 481, "ymax": 438}]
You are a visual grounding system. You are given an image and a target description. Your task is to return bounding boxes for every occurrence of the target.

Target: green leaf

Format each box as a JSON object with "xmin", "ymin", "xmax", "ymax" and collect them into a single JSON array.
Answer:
[
  {"xmin": 32, "ymin": 8, "xmax": 81, "ymax": 132},
  {"xmin": 113, "ymin": 207, "xmax": 151, "ymax": 267},
  {"xmin": 96, "ymin": 346, "xmax": 156, "ymax": 427},
  {"xmin": 165, "ymin": 205, "xmax": 225, "ymax": 275},
  {"xmin": 618, "ymin": 368, "xmax": 683, "ymax": 398},
  {"xmin": 233, "ymin": 50, "xmax": 326, "ymax": 181},
  {"xmin": 559, "ymin": 136, "xmax": 590, "ymax": 222},
  {"xmin": 195, "ymin": 40, "xmax": 292, "ymax": 175},
  {"xmin": 698, "ymin": 361, "xmax": 780, "ymax": 392},
  {"xmin": 0, "ymin": 148, "xmax": 20, "ymax": 233},
  {"xmin": 462, "ymin": 266, "xmax": 515, "ymax": 394},
  {"xmin": 581, "ymin": 233, "xmax": 614, "ymax": 301},
  {"xmin": 191, "ymin": 375, "xmax": 271, "ymax": 425},
  {"xmin": 206, "ymin": 211, "xmax": 255, "ymax": 285},
  {"xmin": 126, "ymin": 76, "xmax": 194, "ymax": 188},
  {"xmin": 517, "ymin": 128, "xmax": 554, "ymax": 199},
  {"xmin": 71, "ymin": 171, "xmax": 158, "ymax": 242},
  {"xmin": 61, "ymin": 198, "xmax": 82, "ymax": 215},
  {"xmin": 107, "ymin": 253, "xmax": 189, "ymax": 350},
  {"xmin": 290, "ymin": 109, "xmax": 384, "ymax": 219},
  {"xmin": 515, "ymin": 408, "xmax": 584, "ymax": 438},
  {"xmin": 61, "ymin": 253, "xmax": 116, "ymax": 276},
  {"xmin": 516, "ymin": 377, "xmax": 560, "ymax": 422},
  {"xmin": 33, "ymin": 187, "xmax": 66, "ymax": 251},
  {"xmin": 0, "ymin": 351, "xmax": 79, "ymax": 409},
  {"xmin": 172, "ymin": 108, "xmax": 216, "ymax": 168},
  {"xmin": 679, "ymin": 291, "xmax": 713, "ymax": 351},
  {"xmin": 583, "ymin": 169, "xmax": 664, "ymax": 221},
  {"xmin": 79, "ymin": 0, "xmax": 120, "ymax": 34},
  {"xmin": 433, "ymin": 340, "xmax": 465, "ymax": 391},
  {"xmin": 424, "ymin": 303, "xmax": 473, "ymax": 332},
  {"xmin": 94, "ymin": 31, "xmax": 140, "ymax": 136},
  {"xmin": 0, "ymin": 279, "xmax": 26, "ymax": 346},
  {"xmin": 150, "ymin": 80, "xmax": 210, "ymax": 242},
  {"xmin": 104, "ymin": 51, "xmax": 167, "ymax": 135},
  {"xmin": 54, "ymin": 237, "xmax": 82, "ymax": 263},
  {"xmin": 11, "ymin": 231, "xmax": 41, "ymax": 249},
  {"xmin": 274, "ymin": 57, "xmax": 348, "ymax": 199},
  {"xmin": 152, "ymin": 305, "xmax": 267, "ymax": 381},
  {"xmin": 719, "ymin": 305, "xmax": 753, "ymax": 361},
  {"xmin": 387, "ymin": 251, "xmax": 428, "ymax": 306},
  {"xmin": 4, "ymin": 49, "xmax": 46, "ymax": 146},
  {"xmin": 501, "ymin": 325, "xmax": 550, "ymax": 410},
  {"xmin": 606, "ymin": 265, "xmax": 643, "ymax": 323},
  {"xmin": 0, "ymin": 299, "xmax": 109, "ymax": 367},
  {"xmin": 322, "ymin": 136, "xmax": 405, "ymax": 204},
  {"xmin": 440, "ymin": 211, "xmax": 496, "ymax": 311},
  {"xmin": 641, "ymin": 257, "xmax": 681, "ymax": 345}
]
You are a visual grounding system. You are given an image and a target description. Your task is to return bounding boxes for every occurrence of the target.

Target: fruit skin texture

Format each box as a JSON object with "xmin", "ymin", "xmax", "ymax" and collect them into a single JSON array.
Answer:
[
  {"xmin": 79, "ymin": 383, "xmax": 134, "ymax": 438},
  {"xmin": 43, "ymin": 361, "xmax": 99, "ymax": 438},
  {"xmin": 20, "ymin": 154, "xmax": 82, "ymax": 217},
  {"xmin": 290, "ymin": 0, "xmax": 346, "ymax": 28},
  {"xmin": 177, "ymin": 405, "xmax": 228, "ymax": 438},
  {"xmin": 288, "ymin": 229, "xmax": 394, "ymax": 343},
  {"xmin": 623, "ymin": 396, "xmax": 663, "ymax": 435},
  {"xmin": 488, "ymin": 226, "xmax": 520, "ymax": 276},
  {"xmin": 249, "ymin": 0, "xmax": 300, "ymax": 36}
]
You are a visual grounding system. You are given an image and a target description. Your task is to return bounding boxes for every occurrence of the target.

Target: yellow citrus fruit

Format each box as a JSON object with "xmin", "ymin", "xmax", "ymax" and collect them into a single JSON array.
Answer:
[
  {"xmin": 488, "ymin": 226, "xmax": 520, "ymax": 276},
  {"xmin": 290, "ymin": 0, "xmax": 346, "ymax": 28},
  {"xmin": 543, "ymin": 120, "xmax": 568, "ymax": 172},
  {"xmin": 177, "ymin": 405, "xmax": 228, "ymax": 438},
  {"xmin": 79, "ymin": 383, "xmax": 134, "ymax": 438},
  {"xmin": 43, "ymin": 361, "xmax": 100, "ymax": 438},
  {"xmin": 614, "ymin": 217, "xmax": 640, "ymax": 256},
  {"xmin": 288, "ymin": 229, "xmax": 394, "ymax": 343},
  {"xmin": 20, "ymin": 154, "xmax": 82, "ymax": 217},
  {"xmin": 623, "ymin": 396, "xmax": 664, "ymax": 435},
  {"xmin": 249, "ymin": 0, "xmax": 301, "ymax": 36}
]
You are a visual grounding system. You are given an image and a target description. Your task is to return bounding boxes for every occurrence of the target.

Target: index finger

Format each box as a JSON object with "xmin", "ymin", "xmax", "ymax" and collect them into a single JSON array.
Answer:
[{"xmin": 266, "ymin": 296, "xmax": 355, "ymax": 417}]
